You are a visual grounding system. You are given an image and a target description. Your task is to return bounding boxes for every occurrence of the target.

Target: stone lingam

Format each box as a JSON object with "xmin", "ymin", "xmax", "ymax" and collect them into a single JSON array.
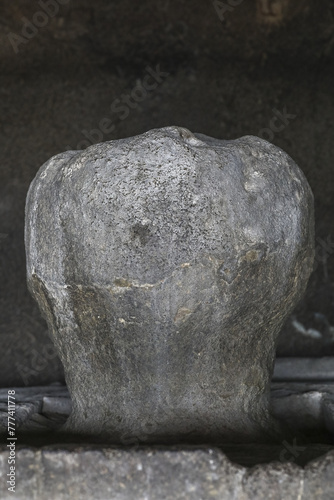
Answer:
[{"xmin": 25, "ymin": 126, "xmax": 314, "ymax": 445}]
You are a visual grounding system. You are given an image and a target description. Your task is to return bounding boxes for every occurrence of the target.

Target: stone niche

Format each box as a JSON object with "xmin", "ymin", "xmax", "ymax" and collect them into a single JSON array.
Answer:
[{"xmin": 1, "ymin": 0, "xmax": 334, "ymax": 498}]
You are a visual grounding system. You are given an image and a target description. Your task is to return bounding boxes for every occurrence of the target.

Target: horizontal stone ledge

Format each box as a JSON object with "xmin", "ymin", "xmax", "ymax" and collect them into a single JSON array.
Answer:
[
  {"xmin": 0, "ymin": 445, "xmax": 334, "ymax": 500},
  {"xmin": 273, "ymin": 357, "xmax": 334, "ymax": 381},
  {"xmin": 2, "ymin": 373, "xmax": 334, "ymax": 437}
]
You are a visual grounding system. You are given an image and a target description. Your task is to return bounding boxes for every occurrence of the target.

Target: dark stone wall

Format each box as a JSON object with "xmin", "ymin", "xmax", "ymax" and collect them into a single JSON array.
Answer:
[{"xmin": 1, "ymin": 0, "xmax": 334, "ymax": 386}]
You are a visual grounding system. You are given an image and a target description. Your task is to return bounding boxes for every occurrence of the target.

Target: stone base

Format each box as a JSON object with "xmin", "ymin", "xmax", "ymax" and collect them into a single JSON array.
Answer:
[
  {"xmin": 0, "ymin": 444, "xmax": 334, "ymax": 499},
  {"xmin": 2, "ymin": 359, "xmax": 334, "ymax": 498}
]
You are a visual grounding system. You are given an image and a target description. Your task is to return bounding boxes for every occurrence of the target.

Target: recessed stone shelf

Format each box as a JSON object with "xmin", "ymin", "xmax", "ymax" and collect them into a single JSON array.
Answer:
[{"xmin": 1, "ymin": 360, "xmax": 334, "ymax": 470}]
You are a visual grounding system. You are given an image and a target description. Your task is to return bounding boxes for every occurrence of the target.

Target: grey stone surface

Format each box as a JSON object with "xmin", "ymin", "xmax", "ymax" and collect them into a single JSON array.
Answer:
[
  {"xmin": 273, "ymin": 357, "xmax": 334, "ymax": 382},
  {"xmin": 271, "ymin": 390, "xmax": 324, "ymax": 433},
  {"xmin": 303, "ymin": 451, "xmax": 334, "ymax": 500},
  {"xmin": 0, "ymin": 401, "xmax": 41, "ymax": 431},
  {"xmin": 2, "ymin": 380, "xmax": 334, "ymax": 441},
  {"xmin": 25, "ymin": 127, "xmax": 314, "ymax": 443},
  {"xmin": 0, "ymin": 386, "xmax": 70, "ymax": 433},
  {"xmin": 0, "ymin": 445, "xmax": 333, "ymax": 500},
  {"xmin": 41, "ymin": 396, "xmax": 72, "ymax": 418},
  {"xmin": 323, "ymin": 399, "xmax": 334, "ymax": 436}
]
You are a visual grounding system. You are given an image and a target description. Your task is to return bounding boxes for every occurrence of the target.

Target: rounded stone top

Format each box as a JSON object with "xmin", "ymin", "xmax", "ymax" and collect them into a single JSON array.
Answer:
[{"xmin": 26, "ymin": 126, "xmax": 314, "ymax": 287}]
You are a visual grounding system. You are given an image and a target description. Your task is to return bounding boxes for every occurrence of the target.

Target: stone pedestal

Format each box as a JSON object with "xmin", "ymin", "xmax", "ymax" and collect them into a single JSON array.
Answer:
[{"xmin": 25, "ymin": 126, "xmax": 314, "ymax": 443}]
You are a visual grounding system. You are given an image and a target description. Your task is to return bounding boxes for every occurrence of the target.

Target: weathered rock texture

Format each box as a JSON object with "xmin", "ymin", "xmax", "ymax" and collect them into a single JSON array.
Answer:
[
  {"xmin": 1, "ymin": 445, "xmax": 334, "ymax": 500},
  {"xmin": 2, "ymin": 379, "xmax": 334, "ymax": 455},
  {"xmin": 25, "ymin": 126, "xmax": 314, "ymax": 443}
]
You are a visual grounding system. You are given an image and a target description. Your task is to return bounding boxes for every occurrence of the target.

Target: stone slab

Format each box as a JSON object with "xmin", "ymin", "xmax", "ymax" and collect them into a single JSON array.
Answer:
[{"xmin": 0, "ymin": 445, "xmax": 333, "ymax": 500}]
